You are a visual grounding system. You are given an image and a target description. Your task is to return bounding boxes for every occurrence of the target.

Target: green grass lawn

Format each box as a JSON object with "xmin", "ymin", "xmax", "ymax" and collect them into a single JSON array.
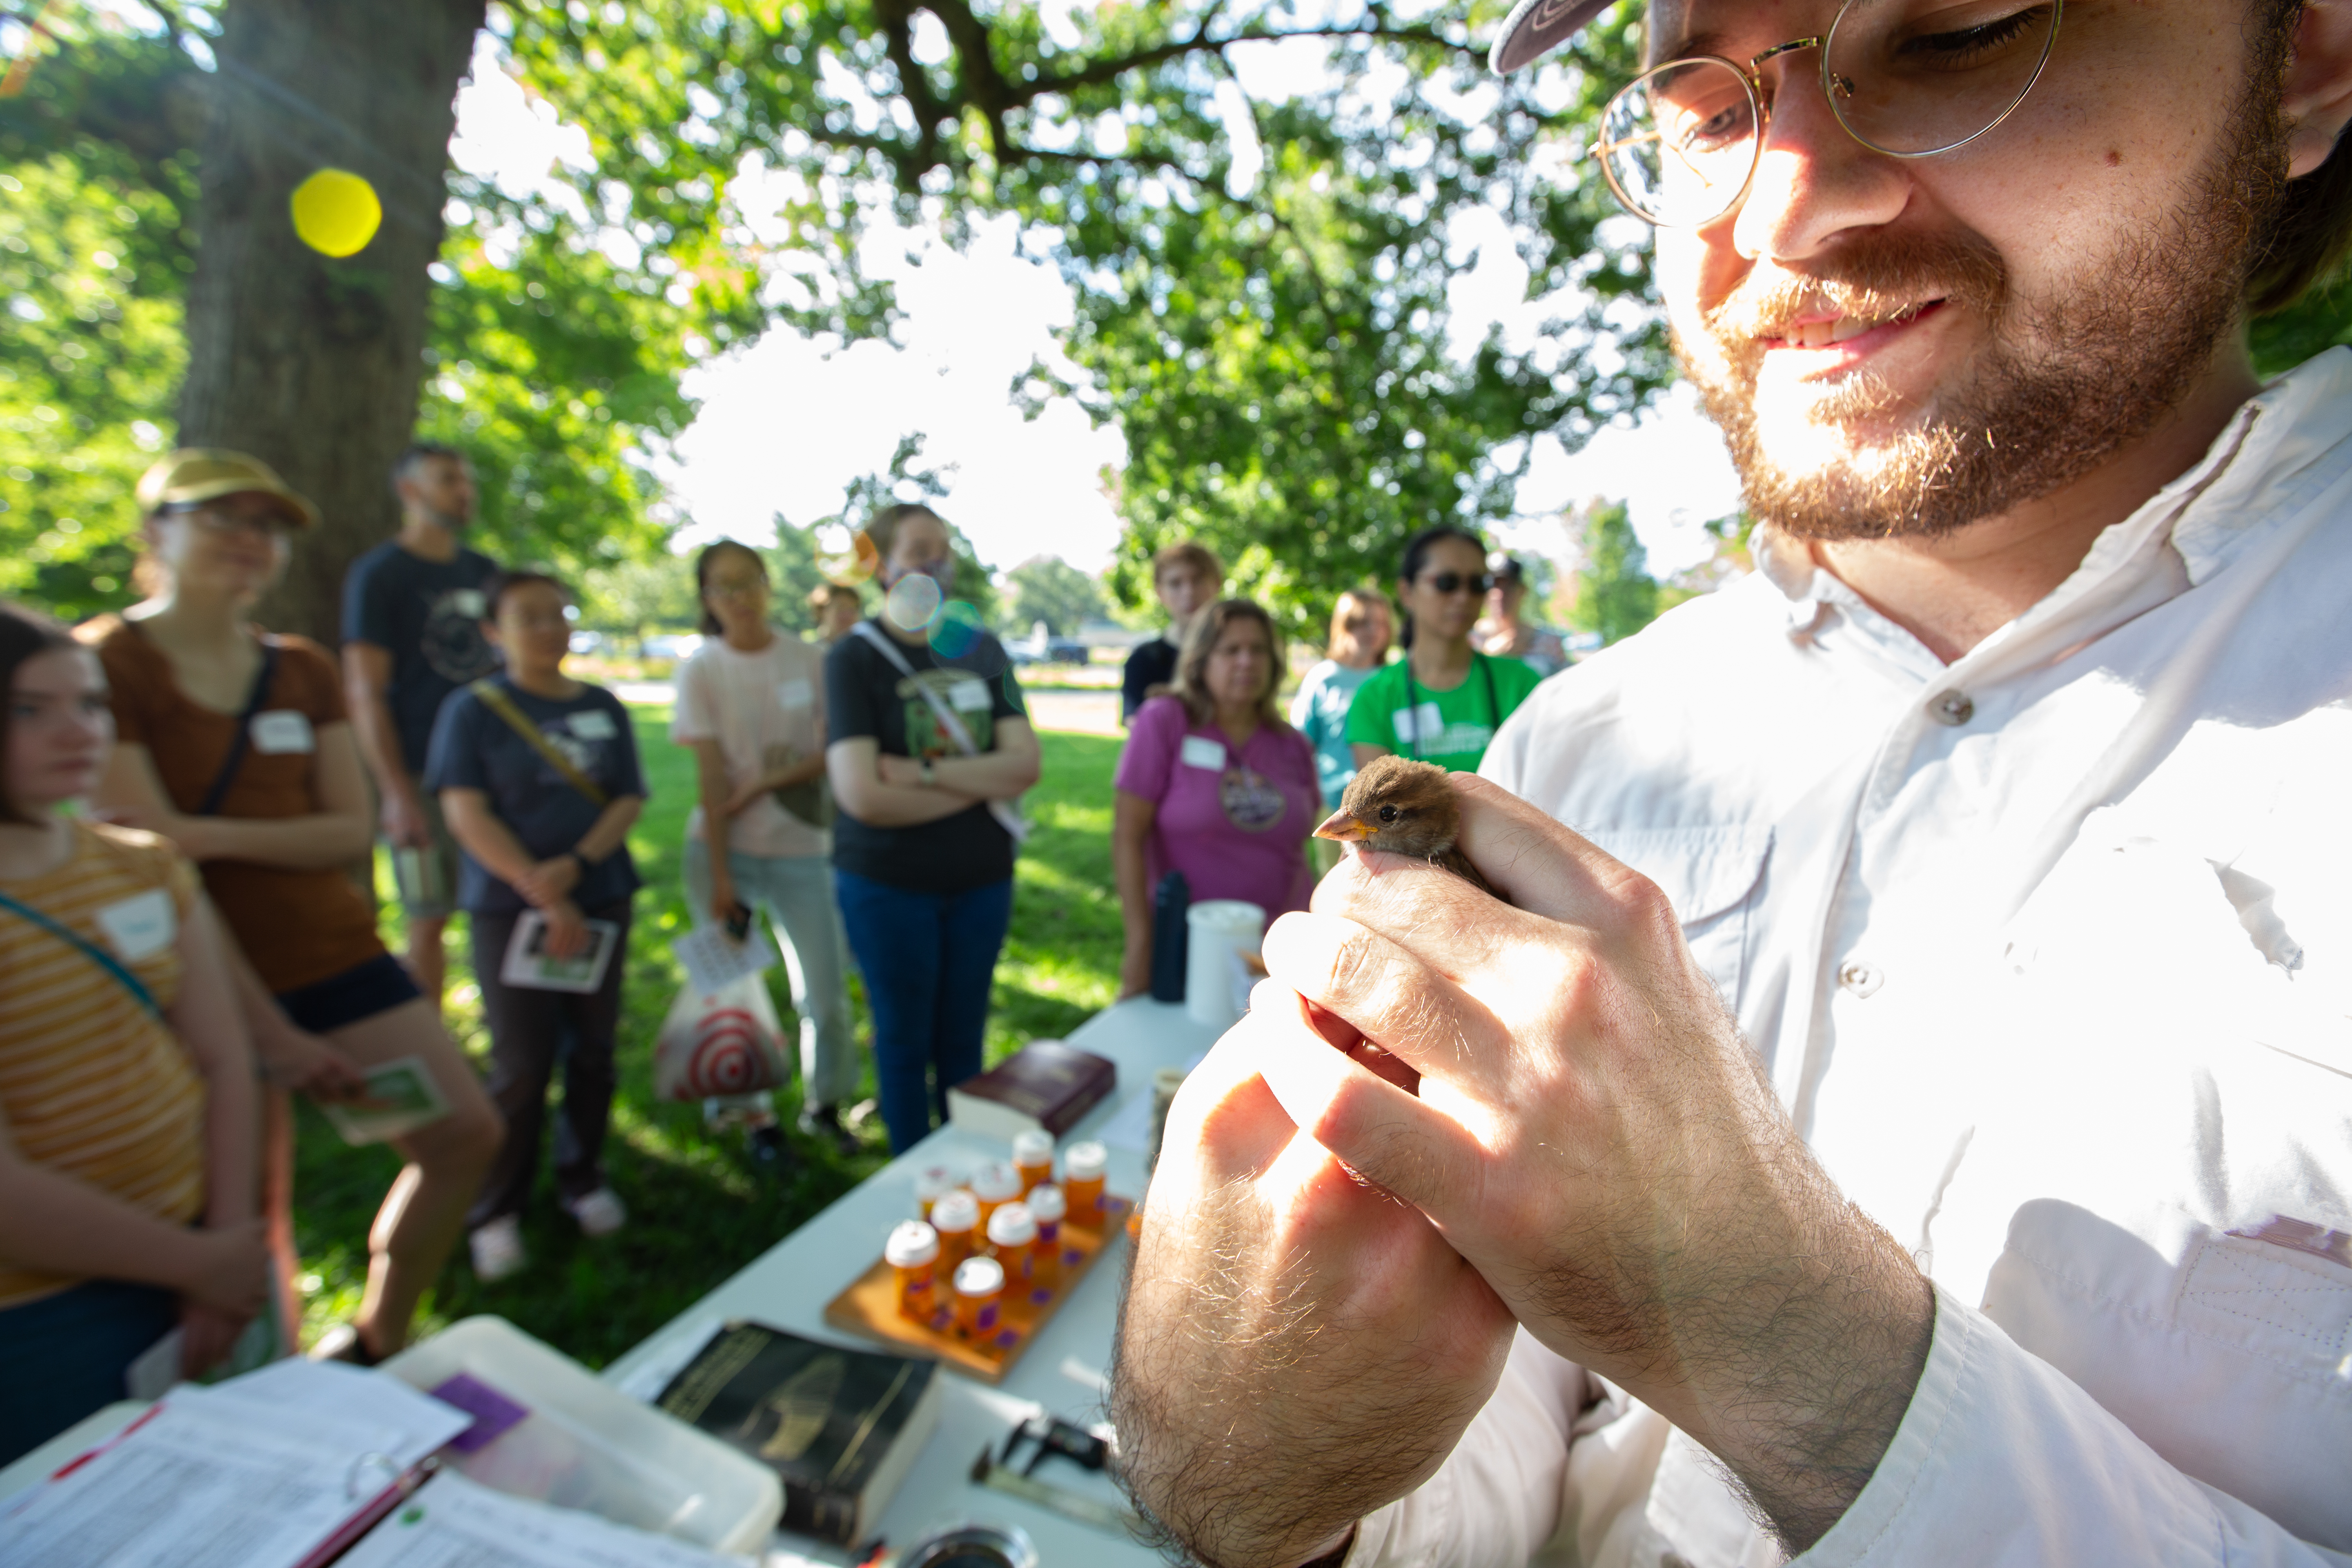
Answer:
[{"xmin": 293, "ymin": 714, "xmax": 1124, "ymax": 1368}]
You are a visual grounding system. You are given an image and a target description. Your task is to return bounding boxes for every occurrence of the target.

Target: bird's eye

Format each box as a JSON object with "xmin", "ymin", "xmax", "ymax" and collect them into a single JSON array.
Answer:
[{"xmin": 1377, "ymin": 804, "xmax": 1399, "ymax": 823}]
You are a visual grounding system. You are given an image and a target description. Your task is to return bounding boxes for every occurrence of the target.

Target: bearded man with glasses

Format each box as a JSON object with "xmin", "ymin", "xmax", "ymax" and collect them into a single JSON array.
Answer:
[{"xmin": 1110, "ymin": 2, "xmax": 2352, "ymax": 1566}]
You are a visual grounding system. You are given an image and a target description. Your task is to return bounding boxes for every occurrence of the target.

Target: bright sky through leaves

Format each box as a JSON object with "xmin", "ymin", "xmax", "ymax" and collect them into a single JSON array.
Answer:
[{"xmin": 443, "ymin": 16, "xmax": 1742, "ymax": 578}]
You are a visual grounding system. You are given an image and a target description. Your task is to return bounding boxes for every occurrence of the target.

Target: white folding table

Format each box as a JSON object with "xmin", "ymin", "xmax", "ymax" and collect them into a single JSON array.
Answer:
[{"xmin": 601, "ymin": 996, "xmax": 1225, "ymax": 1567}]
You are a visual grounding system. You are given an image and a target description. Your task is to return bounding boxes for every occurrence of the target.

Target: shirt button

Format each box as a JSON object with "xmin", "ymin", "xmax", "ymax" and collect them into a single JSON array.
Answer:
[
  {"xmin": 1837, "ymin": 960, "xmax": 1883, "ymax": 998},
  {"xmin": 1929, "ymin": 690, "xmax": 1974, "ymax": 726}
]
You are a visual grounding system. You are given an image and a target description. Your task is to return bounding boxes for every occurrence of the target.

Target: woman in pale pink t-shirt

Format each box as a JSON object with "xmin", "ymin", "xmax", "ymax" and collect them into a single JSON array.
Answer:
[
  {"xmin": 1111, "ymin": 599, "xmax": 1319, "ymax": 999},
  {"xmin": 671, "ymin": 543, "xmax": 860, "ymax": 1162}
]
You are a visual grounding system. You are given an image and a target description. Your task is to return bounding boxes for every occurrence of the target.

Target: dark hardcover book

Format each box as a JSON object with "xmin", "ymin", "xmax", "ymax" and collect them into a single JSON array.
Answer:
[
  {"xmin": 654, "ymin": 1320, "xmax": 943, "ymax": 1546},
  {"xmin": 947, "ymin": 1039, "xmax": 1117, "ymax": 1140}
]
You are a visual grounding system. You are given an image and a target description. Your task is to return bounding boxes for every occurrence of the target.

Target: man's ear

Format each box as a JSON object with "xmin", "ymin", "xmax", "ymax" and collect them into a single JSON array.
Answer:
[{"xmin": 2285, "ymin": 0, "xmax": 2352, "ymax": 178}]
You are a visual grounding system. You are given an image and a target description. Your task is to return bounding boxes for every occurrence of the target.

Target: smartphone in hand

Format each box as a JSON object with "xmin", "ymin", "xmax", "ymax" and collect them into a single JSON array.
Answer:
[{"xmin": 724, "ymin": 902, "xmax": 753, "ymax": 942}]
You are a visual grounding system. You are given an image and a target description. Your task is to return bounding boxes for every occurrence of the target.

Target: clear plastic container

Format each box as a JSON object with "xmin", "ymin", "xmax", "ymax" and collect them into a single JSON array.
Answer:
[{"xmin": 380, "ymin": 1315, "xmax": 780, "ymax": 1555}]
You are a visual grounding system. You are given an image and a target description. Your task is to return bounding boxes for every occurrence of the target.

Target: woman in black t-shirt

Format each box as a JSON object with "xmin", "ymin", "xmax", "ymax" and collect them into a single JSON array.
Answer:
[
  {"xmin": 424, "ymin": 571, "xmax": 646, "ymax": 1282},
  {"xmin": 824, "ymin": 505, "xmax": 1039, "ymax": 1154}
]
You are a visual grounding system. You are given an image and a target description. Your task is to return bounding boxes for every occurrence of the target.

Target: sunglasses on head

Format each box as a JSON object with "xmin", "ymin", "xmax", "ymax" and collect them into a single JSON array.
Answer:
[{"xmin": 1420, "ymin": 571, "xmax": 1494, "ymax": 596}]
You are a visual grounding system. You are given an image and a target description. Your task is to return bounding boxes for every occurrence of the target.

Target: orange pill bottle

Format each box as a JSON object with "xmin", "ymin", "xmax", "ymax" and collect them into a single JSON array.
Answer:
[
  {"xmin": 885, "ymin": 1220, "xmax": 940, "ymax": 1322},
  {"xmin": 930, "ymin": 1188, "xmax": 980, "ymax": 1278},
  {"xmin": 1062, "ymin": 1140, "xmax": 1107, "ymax": 1229},
  {"xmin": 1011, "ymin": 1129, "xmax": 1054, "ymax": 1196},
  {"xmin": 972, "ymin": 1161, "xmax": 1023, "ymax": 1232},
  {"xmin": 953, "ymin": 1255, "xmax": 1005, "ymax": 1340},
  {"xmin": 1025, "ymin": 1184, "xmax": 1066, "ymax": 1289}
]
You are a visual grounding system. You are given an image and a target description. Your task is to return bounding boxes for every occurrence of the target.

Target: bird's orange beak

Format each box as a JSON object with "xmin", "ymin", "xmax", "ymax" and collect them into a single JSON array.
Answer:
[{"xmin": 1314, "ymin": 809, "xmax": 1370, "ymax": 843}]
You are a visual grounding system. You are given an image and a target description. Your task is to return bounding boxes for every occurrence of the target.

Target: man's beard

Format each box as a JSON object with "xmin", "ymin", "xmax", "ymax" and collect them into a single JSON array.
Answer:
[{"xmin": 1679, "ymin": 78, "xmax": 2288, "ymax": 542}]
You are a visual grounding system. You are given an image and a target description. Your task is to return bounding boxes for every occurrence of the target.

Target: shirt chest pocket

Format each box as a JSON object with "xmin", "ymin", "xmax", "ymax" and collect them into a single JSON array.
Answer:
[
  {"xmin": 1983, "ymin": 1199, "xmax": 2352, "ymax": 1550},
  {"xmin": 1584, "ymin": 825, "xmax": 1772, "ymax": 1011}
]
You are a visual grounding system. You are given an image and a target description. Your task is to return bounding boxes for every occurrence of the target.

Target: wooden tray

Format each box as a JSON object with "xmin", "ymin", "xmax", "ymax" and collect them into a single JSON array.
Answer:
[{"xmin": 823, "ymin": 1196, "xmax": 1134, "ymax": 1382}]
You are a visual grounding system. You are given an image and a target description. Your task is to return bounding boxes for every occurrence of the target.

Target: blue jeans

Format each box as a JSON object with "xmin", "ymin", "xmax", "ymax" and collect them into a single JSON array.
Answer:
[
  {"xmin": 0, "ymin": 1279, "xmax": 178, "ymax": 1465},
  {"xmin": 833, "ymin": 870, "xmax": 1013, "ymax": 1154}
]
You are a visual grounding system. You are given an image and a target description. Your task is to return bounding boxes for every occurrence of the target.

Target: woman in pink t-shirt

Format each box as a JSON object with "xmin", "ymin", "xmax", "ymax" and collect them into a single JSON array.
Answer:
[{"xmin": 1112, "ymin": 599, "xmax": 1319, "ymax": 999}]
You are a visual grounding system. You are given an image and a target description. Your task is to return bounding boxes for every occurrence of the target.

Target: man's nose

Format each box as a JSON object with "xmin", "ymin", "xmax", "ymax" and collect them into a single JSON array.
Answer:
[{"xmin": 1726, "ymin": 60, "xmax": 1911, "ymax": 263}]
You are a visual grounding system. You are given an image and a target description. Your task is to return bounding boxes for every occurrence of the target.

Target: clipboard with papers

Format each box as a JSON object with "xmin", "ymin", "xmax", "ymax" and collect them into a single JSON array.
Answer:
[{"xmin": 0, "ymin": 1356, "xmax": 755, "ymax": 1568}]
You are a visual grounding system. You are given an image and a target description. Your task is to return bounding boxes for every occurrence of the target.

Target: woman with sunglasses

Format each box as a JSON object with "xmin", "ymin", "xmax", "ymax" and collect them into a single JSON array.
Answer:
[
  {"xmin": 1343, "ymin": 526, "xmax": 1542, "ymax": 776},
  {"xmin": 82, "ymin": 451, "xmax": 502, "ymax": 1365}
]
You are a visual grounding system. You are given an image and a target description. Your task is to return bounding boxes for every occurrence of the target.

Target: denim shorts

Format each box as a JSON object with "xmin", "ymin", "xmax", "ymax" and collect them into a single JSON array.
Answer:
[{"xmin": 275, "ymin": 953, "xmax": 423, "ymax": 1034}]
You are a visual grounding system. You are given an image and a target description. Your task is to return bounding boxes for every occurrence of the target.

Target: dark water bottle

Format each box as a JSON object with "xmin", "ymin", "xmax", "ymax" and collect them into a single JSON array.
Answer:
[{"xmin": 1149, "ymin": 871, "xmax": 1189, "ymax": 1002}]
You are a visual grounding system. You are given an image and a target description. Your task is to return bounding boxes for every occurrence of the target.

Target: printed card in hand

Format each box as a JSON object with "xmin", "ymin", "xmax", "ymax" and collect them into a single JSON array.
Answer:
[
  {"xmin": 322, "ymin": 1057, "xmax": 453, "ymax": 1147},
  {"xmin": 499, "ymin": 911, "xmax": 620, "ymax": 993}
]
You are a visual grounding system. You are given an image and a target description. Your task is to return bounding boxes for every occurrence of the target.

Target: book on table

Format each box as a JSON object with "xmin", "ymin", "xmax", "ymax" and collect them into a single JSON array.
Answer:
[
  {"xmin": 653, "ymin": 1319, "xmax": 944, "ymax": 1547},
  {"xmin": 947, "ymin": 1038, "xmax": 1117, "ymax": 1141}
]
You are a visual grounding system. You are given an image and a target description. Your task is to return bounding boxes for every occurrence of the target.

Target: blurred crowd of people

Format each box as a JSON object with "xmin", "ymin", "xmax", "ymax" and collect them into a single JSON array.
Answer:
[
  {"xmin": 0, "ymin": 436, "xmax": 1566, "ymax": 1465},
  {"xmin": 0, "ymin": 445, "xmax": 1037, "ymax": 1464},
  {"xmin": 1111, "ymin": 529, "xmax": 1573, "ymax": 995}
]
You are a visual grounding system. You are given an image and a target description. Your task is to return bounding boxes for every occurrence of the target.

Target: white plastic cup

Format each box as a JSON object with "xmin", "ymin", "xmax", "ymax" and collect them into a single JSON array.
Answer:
[{"xmin": 1185, "ymin": 900, "xmax": 1266, "ymax": 1028}]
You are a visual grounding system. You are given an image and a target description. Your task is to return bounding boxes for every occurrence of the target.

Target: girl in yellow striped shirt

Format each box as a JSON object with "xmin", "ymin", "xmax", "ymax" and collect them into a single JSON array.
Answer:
[{"xmin": 0, "ymin": 603, "xmax": 265, "ymax": 1465}]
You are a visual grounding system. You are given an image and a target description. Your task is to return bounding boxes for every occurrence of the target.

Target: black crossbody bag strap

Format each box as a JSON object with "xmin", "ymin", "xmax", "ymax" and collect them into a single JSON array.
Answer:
[
  {"xmin": 194, "ymin": 641, "xmax": 281, "ymax": 818},
  {"xmin": 0, "ymin": 889, "xmax": 165, "ymax": 1018}
]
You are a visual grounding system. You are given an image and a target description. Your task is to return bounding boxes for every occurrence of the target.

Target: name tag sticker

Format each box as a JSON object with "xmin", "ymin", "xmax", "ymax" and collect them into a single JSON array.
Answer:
[
  {"xmin": 777, "ymin": 678, "xmax": 814, "ymax": 710},
  {"xmin": 1392, "ymin": 702, "xmax": 1443, "ymax": 744},
  {"xmin": 949, "ymin": 679, "xmax": 990, "ymax": 713},
  {"xmin": 249, "ymin": 710, "xmax": 314, "ymax": 755},
  {"xmin": 450, "ymin": 589, "xmax": 487, "ymax": 618},
  {"xmin": 96, "ymin": 888, "xmax": 176, "ymax": 962},
  {"xmin": 1180, "ymin": 735, "xmax": 1227, "ymax": 771},
  {"xmin": 567, "ymin": 709, "xmax": 618, "ymax": 741}
]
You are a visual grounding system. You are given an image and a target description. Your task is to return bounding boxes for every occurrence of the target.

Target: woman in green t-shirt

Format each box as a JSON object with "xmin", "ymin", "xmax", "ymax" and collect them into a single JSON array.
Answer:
[{"xmin": 1343, "ymin": 526, "xmax": 1542, "ymax": 775}]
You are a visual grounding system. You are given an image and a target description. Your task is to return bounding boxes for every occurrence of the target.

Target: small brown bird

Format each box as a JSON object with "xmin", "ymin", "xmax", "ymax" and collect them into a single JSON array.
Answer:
[{"xmin": 1314, "ymin": 755, "xmax": 1503, "ymax": 902}]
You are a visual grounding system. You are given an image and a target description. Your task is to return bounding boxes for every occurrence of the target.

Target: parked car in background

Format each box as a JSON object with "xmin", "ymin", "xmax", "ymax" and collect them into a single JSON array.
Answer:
[{"xmin": 1005, "ymin": 623, "xmax": 1091, "ymax": 666}]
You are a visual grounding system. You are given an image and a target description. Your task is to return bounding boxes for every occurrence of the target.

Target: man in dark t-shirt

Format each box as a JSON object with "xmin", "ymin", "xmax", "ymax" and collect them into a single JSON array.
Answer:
[
  {"xmin": 341, "ymin": 442, "xmax": 501, "ymax": 1011},
  {"xmin": 1120, "ymin": 540, "xmax": 1223, "ymax": 723}
]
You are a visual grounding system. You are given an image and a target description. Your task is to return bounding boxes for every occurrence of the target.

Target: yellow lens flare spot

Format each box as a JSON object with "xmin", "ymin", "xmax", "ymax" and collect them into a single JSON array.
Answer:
[{"xmin": 290, "ymin": 168, "xmax": 383, "ymax": 258}]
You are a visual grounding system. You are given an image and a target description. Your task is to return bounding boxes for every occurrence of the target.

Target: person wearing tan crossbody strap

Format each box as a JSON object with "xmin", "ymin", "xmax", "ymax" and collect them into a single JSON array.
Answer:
[
  {"xmin": 824, "ymin": 504, "xmax": 1040, "ymax": 1155},
  {"xmin": 424, "ymin": 570, "xmax": 645, "ymax": 1284}
]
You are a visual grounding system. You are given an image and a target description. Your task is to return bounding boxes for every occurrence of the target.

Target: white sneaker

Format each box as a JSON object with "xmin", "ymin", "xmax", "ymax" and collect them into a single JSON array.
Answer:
[
  {"xmin": 566, "ymin": 1187, "xmax": 627, "ymax": 1238},
  {"xmin": 470, "ymin": 1216, "xmax": 526, "ymax": 1282}
]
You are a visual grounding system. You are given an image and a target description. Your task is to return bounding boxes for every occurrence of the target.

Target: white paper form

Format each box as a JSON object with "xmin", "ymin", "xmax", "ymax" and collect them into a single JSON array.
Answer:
[
  {"xmin": 333, "ymin": 1472, "xmax": 748, "ymax": 1568},
  {"xmin": 0, "ymin": 1363, "xmax": 469, "ymax": 1568}
]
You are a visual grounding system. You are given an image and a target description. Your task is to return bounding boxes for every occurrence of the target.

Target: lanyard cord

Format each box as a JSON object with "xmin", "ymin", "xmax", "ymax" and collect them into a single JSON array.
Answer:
[{"xmin": 1402, "ymin": 651, "xmax": 1496, "ymax": 763}]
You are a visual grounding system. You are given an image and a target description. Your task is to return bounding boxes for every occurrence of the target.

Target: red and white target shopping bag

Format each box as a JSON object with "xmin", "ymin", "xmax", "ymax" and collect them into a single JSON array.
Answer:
[{"xmin": 652, "ymin": 974, "xmax": 792, "ymax": 1101}]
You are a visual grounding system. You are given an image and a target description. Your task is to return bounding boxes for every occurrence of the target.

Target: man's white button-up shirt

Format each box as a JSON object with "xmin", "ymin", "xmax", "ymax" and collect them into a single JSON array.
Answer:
[{"xmin": 1348, "ymin": 349, "xmax": 2352, "ymax": 1567}]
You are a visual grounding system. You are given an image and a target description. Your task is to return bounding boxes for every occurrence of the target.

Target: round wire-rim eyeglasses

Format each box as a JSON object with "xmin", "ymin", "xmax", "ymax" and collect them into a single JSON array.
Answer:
[{"xmin": 1589, "ymin": 0, "xmax": 2064, "ymax": 227}]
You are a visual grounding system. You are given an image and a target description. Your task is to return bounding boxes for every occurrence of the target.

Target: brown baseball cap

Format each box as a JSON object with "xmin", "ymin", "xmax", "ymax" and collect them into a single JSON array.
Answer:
[{"xmin": 135, "ymin": 448, "xmax": 320, "ymax": 529}]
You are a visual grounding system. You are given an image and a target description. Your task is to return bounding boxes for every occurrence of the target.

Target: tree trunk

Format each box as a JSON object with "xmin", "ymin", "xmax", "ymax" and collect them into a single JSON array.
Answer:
[{"xmin": 176, "ymin": 0, "xmax": 484, "ymax": 643}]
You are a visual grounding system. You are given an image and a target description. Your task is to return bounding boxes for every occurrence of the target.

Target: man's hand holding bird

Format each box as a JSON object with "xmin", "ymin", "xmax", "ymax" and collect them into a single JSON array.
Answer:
[{"xmin": 1158, "ymin": 761, "xmax": 1928, "ymax": 1529}]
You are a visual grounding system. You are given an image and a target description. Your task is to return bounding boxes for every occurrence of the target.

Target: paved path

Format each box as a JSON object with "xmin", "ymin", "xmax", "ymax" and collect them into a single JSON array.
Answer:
[{"xmin": 1022, "ymin": 687, "xmax": 1123, "ymax": 735}]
